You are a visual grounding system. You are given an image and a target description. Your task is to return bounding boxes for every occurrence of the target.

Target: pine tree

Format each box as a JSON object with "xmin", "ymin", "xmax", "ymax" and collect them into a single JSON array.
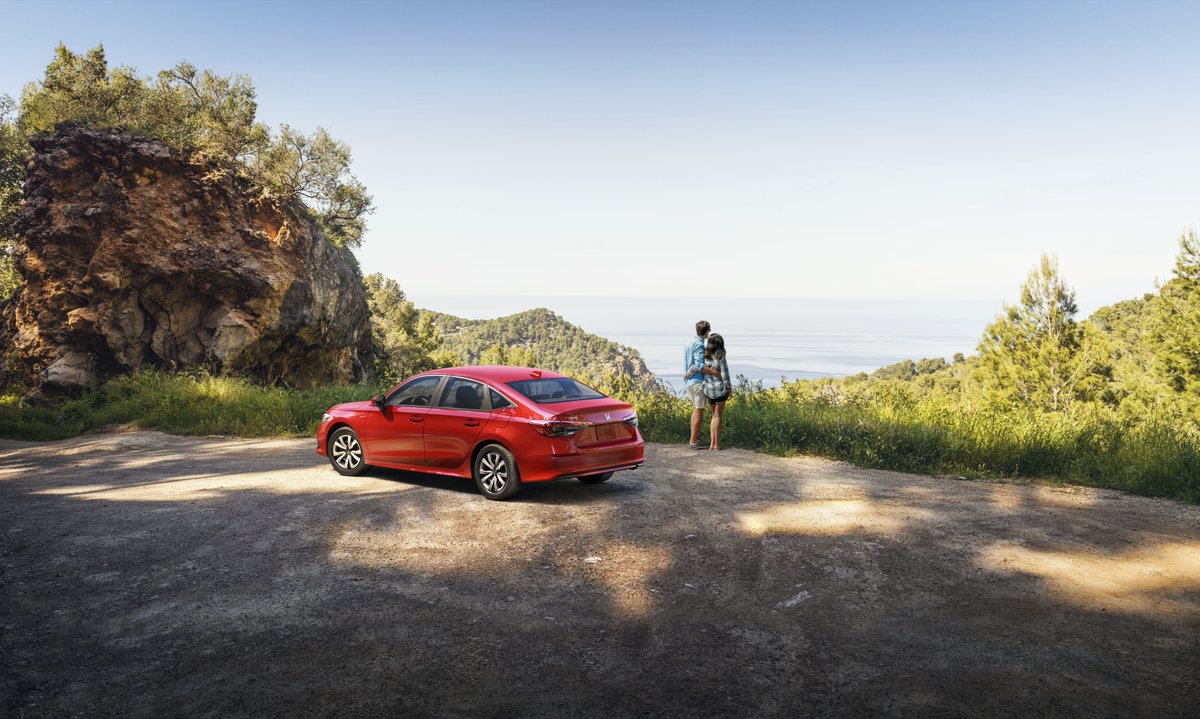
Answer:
[
  {"xmin": 363, "ymin": 274, "xmax": 444, "ymax": 383},
  {"xmin": 1155, "ymin": 230, "xmax": 1200, "ymax": 417},
  {"xmin": 976, "ymin": 254, "xmax": 1111, "ymax": 412}
]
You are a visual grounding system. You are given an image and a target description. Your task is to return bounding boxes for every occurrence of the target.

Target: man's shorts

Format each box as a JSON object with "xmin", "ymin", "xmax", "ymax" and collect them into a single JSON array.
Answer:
[{"xmin": 687, "ymin": 383, "xmax": 707, "ymax": 410}]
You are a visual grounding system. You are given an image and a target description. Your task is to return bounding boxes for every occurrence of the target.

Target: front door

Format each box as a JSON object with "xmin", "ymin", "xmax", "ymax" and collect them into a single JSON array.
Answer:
[
  {"xmin": 360, "ymin": 376, "xmax": 443, "ymax": 466},
  {"xmin": 423, "ymin": 377, "xmax": 490, "ymax": 469}
]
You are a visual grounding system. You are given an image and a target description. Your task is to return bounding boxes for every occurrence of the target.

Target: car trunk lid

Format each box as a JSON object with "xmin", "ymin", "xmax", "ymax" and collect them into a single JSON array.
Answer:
[{"xmin": 548, "ymin": 400, "xmax": 638, "ymax": 447}]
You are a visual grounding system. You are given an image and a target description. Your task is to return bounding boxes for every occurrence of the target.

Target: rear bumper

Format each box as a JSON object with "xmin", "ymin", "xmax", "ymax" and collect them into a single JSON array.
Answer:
[
  {"xmin": 520, "ymin": 440, "xmax": 645, "ymax": 482},
  {"xmin": 547, "ymin": 460, "xmax": 643, "ymax": 482}
]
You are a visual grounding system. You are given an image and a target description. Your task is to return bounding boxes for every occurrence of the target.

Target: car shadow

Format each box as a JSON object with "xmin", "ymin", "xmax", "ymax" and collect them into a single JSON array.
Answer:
[
  {"xmin": 511, "ymin": 478, "xmax": 644, "ymax": 504},
  {"xmin": 364, "ymin": 466, "xmax": 479, "ymax": 495},
  {"xmin": 365, "ymin": 464, "xmax": 644, "ymax": 503}
]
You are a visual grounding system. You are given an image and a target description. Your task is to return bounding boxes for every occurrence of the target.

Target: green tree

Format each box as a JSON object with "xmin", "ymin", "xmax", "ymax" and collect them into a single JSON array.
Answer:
[
  {"xmin": 251, "ymin": 125, "xmax": 373, "ymax": 247},
  {"xmin": 1088, "ymin": 293, "xmax": 1168, "ymax": 417},
  {"xmin": 0, "ymin": 95, "xmax": 27, "ymax": 299},
  {"xmin": 477, "ymin": 343, "xmax": 538, "ymax": 367},
  {"xmin": 144, "ymin": 62, "xmax": 269, "ymax": 168},
  {"xmin": 1155, "ymin": 230, "xmax": 1200, "ymax": 417},
  {"xmin": 17, "ymin": 44, "xmax": 147, "ymax": 135},
  {"xmin": 364, "ymin": 273, "xmax": 443, "ymax": 383},
  {"xmin": 13, "ymin": 44, "xmax": 372, "ymax": 250},
  {"xmin": 976, "ymin": 254, "xmax": 1111, "ymax": 412}
]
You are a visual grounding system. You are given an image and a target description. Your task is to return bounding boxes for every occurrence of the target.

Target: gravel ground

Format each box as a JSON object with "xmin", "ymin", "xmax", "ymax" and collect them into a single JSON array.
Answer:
[{"xmin": 1, "ymin": 430, "xmax": 1198, "ymax": 718}]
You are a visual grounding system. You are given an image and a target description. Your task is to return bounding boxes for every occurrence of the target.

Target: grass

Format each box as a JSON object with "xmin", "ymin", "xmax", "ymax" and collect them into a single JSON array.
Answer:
[
  {"xmin": 628, "ymin": 383, "xmax": 1200, "ymax": 504},
  {"xmin": 4, "ymin": 369, "xmax": 1198, "ymax": 504},
  {"xmin": 0, "ymin": 370, "xmax": 373, "ymax": 440}
]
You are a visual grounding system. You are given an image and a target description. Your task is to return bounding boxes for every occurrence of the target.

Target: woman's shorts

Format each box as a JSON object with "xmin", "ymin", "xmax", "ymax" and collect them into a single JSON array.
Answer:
[{"xmin": 708, "ymin": 392, "xmax": 730, "ymax": 405}]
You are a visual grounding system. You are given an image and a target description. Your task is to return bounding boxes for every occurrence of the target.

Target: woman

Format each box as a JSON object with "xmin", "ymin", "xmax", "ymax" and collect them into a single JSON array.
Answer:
[{"xmin": 700, "ymin": 333, "xmax": 732, "ymax": 451}]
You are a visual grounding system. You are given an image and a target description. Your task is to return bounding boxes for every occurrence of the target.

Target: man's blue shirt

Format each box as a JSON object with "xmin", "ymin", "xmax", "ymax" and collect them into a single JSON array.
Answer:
[{"xmin": 684, "ymin": 337, "xmax": 705, "ymax": 386}]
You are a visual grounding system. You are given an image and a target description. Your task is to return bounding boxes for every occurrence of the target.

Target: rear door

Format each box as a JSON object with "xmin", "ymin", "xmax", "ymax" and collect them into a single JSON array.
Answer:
[
  {"xmin": 488, "ymin": 387, "xmax": 517, "ymax": 428},
  {"xmin": 360, "ymin": 375, "xmax": 443, "ymax": 465},
  {"xmin": 423, "ymin": 377, "xmax": 491, "ymax": 469}
]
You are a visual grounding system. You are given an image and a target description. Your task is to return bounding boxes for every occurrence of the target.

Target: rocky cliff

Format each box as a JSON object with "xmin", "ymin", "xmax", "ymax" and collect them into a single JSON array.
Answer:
[{"xmin": 1, "ymin": 124, "xmax": 370, "ymax": 399}]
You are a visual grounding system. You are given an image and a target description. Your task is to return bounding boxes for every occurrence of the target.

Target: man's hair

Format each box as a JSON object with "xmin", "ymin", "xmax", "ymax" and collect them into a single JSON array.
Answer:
[{"xmin": 695, "ymin": 320, "xmax": 711, "ymax": 337}]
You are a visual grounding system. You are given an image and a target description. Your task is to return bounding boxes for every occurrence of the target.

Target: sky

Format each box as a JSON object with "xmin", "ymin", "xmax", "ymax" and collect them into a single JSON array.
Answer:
[{"xmin": 2, "ymin": 0, "xmax": 1199, "ymax": 312}]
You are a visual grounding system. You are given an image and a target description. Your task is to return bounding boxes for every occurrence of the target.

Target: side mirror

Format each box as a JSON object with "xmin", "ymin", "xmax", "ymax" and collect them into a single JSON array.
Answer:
[{"xmin": 371, "ymin": 394, "xmax": 386, "ymax": 408}]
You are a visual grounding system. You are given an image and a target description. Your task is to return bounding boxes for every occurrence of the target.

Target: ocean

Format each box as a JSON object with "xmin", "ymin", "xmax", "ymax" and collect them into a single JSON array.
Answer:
[{"xmin": 418, "ymin": 295, "xmax": 1002, "ymax": 390}]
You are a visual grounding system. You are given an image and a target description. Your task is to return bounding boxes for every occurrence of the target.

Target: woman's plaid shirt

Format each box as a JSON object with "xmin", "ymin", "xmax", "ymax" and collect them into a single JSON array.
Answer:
[{"xmin": 703, "ymin": 356, "xmax": 732, "ymax": 399}]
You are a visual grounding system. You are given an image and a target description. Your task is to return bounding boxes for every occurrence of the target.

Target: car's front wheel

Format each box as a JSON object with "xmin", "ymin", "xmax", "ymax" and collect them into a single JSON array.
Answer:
[
  {"xmin": 578, "ymin": 472, "xmax": 613, "ymax": 484},
  {"xmin": 328, "ymin": 427, "xmax": 370, "ymax": 476},
  {"xmin": 473, "ymin": 443, "xmax": 521, "ymax": 500}
]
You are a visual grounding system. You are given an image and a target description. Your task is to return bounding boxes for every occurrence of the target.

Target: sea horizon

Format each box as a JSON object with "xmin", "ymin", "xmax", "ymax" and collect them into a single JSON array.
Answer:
[{"xmin": 416, "ymin": 294, "xmax": 1018, "ymax": 389}]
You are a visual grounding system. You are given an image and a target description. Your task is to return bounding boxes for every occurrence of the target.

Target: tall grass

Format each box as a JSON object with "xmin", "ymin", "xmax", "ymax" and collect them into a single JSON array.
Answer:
[
  {"xmin": 0, "ymin": 371, "xmax": 373, "ymax": 440},
  {"xmin": 4, "ymin": 370, "xmax": 1197, "ymax": 503},
  {"xmin": 625, "ymin": 380, "xmax": 1200, "ymax": 504}
]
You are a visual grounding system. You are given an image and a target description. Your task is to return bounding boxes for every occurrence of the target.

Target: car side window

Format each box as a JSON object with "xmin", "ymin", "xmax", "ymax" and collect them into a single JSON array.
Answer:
[
  {"xmin": 489, "ymin": 389, "xmax": 514, "ymax": 410},
  {"xmin": 386, "ymin": 376, "xmax": 442, "ymax": 407},
  {"xmin": 438, "ymin": 378, "xmax": 486, "ymax": 411}
]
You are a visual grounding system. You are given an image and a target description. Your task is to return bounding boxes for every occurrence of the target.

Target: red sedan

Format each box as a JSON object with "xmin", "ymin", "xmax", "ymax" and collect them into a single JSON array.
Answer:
[{"xmin": 316, "ymin": 366, "xmax": 644, "ymax": 499}]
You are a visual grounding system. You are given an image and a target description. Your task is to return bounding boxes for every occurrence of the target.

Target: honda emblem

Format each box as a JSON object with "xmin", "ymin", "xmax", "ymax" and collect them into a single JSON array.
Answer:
[{"xmin": 604, "ymin": 413, "xmax": 611, "ymax": 421}]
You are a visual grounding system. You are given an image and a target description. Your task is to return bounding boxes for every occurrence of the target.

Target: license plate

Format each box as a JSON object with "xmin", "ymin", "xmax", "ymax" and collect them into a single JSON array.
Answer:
[{"xmin": 595, "ymin": 423, "xmax": 620, "ymax": 441}]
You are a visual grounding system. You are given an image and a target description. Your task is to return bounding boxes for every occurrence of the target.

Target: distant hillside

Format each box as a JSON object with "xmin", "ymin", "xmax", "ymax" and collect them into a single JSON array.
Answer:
[{"xmin": 422, "ymin": 308, "xmax": 657, "ymax": 389}]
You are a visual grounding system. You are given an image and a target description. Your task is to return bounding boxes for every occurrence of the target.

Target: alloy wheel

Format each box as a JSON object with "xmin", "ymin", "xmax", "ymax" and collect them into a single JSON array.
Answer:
[
  {"xmin": 478, "ymin": 451, "xmax": 508, "ymax": 494},
  {"xmin": 331, "ymin": 433, "xmax": 362, "ymax": 470}
]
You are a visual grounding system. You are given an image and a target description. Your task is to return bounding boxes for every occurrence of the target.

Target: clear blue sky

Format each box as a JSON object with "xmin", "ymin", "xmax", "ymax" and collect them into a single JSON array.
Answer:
[{"xmin": 3, "ymin": 0, "xmax": 1199, "ymax": 310}]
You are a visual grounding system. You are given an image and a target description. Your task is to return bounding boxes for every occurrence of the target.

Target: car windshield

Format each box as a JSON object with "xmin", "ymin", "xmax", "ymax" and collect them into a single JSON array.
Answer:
[{"xmin": 507, "ymin": 377, "xmax": 605, "ymax": 404}]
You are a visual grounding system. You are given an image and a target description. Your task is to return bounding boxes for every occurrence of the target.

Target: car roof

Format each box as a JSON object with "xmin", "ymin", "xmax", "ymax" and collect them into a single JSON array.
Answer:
[{"xmin": 423, "ymin": 366, "xmax": 570, "ymax": 384}]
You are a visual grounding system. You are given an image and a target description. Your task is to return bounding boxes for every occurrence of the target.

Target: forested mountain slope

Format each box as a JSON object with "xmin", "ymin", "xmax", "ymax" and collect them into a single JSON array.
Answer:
[{"xmin": 423, "ymin": 308, "xmax": 657, "ymax": 389}]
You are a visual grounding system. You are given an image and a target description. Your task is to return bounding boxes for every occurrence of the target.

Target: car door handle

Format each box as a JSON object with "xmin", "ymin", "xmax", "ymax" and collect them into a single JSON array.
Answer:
[
  {"xmin": 463, "ymin": 420, "xmax": 480, "ymax": 427},
  {"xmin": 409, "ymin": 416, "xmax": 424, "ymax": 423}
]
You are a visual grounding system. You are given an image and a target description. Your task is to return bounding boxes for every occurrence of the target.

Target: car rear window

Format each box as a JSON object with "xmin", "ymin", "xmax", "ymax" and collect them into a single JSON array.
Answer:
[{"xmin": 507, "ymin": 378, "xmax": 604, "ymax": 404}]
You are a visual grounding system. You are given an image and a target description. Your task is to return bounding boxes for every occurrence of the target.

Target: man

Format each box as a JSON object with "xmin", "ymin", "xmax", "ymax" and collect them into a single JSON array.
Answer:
[{"xmin": 684, "ymin": 320, "xmax": 710, "ymax": 449}]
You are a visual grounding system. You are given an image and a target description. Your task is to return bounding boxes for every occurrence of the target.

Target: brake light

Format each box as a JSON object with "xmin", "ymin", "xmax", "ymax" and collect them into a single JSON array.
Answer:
[
  {"xmin": 624, "ymin": 413, "xmax": 639, "ymax": 427},
  {"xmin": 532, "ymin": 420, "xmax": 588, "ymax": 437}
]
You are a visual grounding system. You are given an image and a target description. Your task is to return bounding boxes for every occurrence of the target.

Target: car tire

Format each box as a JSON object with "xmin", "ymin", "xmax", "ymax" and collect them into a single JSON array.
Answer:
[
  {"xmin": 578, "ymin": 472, "xmax": 613, "ymax": 484},
  {"xmin": 328, "ymin": 427, "xmax": 371, "ymax": 476},
  {"xmin": 473, "ymin": 443, "xmax": 521, "ymax": 500}
]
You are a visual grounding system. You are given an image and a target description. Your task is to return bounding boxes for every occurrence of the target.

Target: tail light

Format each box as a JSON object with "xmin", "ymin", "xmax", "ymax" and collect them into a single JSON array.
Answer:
[
  {"xmin": 624, "ymin": 413, "xmax": 639, "ymax": 427},
  {"xmin": 532, "ymin": 420, "xmax": 588, "ymax": 437}
]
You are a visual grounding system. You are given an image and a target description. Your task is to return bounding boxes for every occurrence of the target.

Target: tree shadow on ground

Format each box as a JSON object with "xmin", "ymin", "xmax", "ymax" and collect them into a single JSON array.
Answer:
[{"xmin": 0, "ymin": 435, "xmax": 1197, "ymax": 719}]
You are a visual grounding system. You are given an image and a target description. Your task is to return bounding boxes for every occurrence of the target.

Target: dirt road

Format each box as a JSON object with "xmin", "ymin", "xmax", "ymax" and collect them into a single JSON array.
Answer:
[{"xmin": 1, "ymin": 431, "xmax": 1197, "ymax": 718}]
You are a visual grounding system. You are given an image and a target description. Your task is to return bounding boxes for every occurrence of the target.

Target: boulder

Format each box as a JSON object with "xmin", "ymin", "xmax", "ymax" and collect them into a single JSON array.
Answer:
[{"xmin": 0, "ymin": 123, "xmax": 371, "ymax": 400}]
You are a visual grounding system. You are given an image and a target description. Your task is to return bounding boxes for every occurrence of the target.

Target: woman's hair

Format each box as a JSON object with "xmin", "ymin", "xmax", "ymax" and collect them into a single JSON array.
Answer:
[{"xmin": 704, "ymin": 333, "xmax": 726, "ymax": 360}]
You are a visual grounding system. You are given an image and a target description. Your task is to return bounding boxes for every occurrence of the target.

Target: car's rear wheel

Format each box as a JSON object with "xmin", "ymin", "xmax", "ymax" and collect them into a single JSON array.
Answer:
[
  {"xmin": 473, "ymin": 443, "xmax": 521, "ymax": 500},
  {"xmin": 578, "ymin": 472, "xmax": 613, "ymax": 484},
  {"xmin": 328, "ymin": 427, "xmax": 370, "ymax": 476}
]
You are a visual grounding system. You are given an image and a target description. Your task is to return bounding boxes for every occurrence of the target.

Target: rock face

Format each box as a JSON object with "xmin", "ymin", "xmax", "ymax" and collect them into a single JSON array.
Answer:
[{"xmin": 1, "ymin": 124, "xmax": 370, "ymax": 398}]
